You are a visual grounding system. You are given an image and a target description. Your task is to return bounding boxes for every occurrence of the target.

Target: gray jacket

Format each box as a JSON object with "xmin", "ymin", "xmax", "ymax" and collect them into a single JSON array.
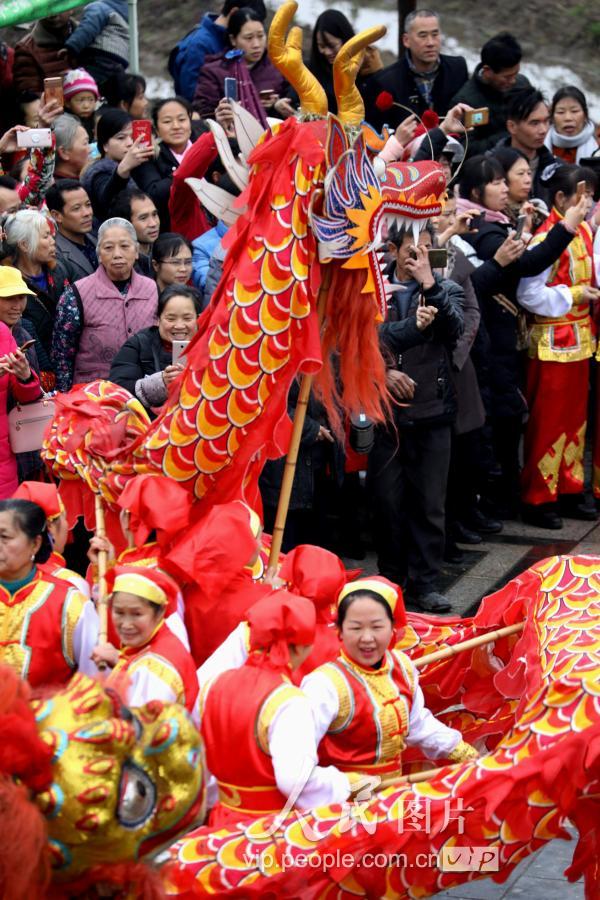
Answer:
[{"xmin": 55, "ymin": 231, "xmax": 98, "ymax": 284}]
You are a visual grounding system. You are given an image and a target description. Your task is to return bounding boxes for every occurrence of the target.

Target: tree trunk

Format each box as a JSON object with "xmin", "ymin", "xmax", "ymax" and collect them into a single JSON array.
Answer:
[{"xmin": 398, "ymin": 0, "xmax": 417, "ymax": 56}]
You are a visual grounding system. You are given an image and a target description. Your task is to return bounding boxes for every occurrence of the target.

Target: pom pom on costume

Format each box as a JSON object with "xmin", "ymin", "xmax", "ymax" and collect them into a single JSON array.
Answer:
[{"xmin": 375, "ymin": 90, "xmax": 394, "ymax": 111}]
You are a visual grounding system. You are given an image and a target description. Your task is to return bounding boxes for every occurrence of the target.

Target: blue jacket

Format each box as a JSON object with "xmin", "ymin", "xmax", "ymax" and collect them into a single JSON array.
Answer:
[
  {"xmin": 172, "ymin": 13, "xmax": 228, "ymax": 101},
  {"xmin": 65, "ymin": 0, "xmax": 128, "ymax": 61},
  {"xmin": 192, "ymin": 220, "xmax": 228, "ymax": 290}
]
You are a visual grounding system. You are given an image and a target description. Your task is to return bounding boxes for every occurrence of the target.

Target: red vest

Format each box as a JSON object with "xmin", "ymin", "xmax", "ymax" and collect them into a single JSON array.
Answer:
[
  {"xmin": 317, "ymin": 650, "xmax": 415, "ymax": 779},
  {"xmin": 201, "ymin": 662, "xmax": 301, "ymax": 820},
  {"xmin": 110, "ymin": 621, "xmax": 198, "ymax": 712},
  {"xmin": 0, "ymin": 568, "xmax": 87, "ymax": 686}
]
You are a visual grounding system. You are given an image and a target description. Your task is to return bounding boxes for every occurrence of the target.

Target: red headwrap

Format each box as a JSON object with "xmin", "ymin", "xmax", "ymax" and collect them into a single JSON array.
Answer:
[
  {"xmin": 13, "ymin": 482, "xmax": 64, "ymax": 521},
  {"xmin": 247, "ymin": 590, "xmax": 316, "ymax": 670},
  {"xmin": 279, "ymin": 544, "xmax": 360, "ymax": 624},
  {"xmin": 106, "ymin": 564, "xmax": 180, "ymax": 616},
  {"xmin": 116, "ymin": 475, "xmax": 193, "ymax": 547},
  {"xmin": 338, "ymin": 575, "xmax": 407, "ymax": 627}
]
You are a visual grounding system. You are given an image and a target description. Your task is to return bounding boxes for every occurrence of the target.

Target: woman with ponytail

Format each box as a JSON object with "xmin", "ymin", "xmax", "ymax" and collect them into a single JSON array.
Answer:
[
  {"xmin": 198, "ymin": 590, "xmax": 351, "ymax": 826},
  {"xmin": 302, "ymin": 577, "xmax": 478, "ymax": 790},
  {"xmin": 0, "ymin": 498, "xmax": 98, "ymax": 686}
]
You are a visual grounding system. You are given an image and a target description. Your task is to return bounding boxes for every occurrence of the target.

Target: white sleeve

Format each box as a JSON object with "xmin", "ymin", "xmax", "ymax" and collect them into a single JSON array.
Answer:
[
  {"xmin": 405, "ymin": 665, "xmax": 462, "ymax": 758},
  {"xmin": 594, "ymin": 226, "xmax": 600, "ymax": 286},
  {"xmin": 166, "ymin": 611, "xmax": 190, "ymax": 651},
  {"xmin": 197, "ymin": 622, "xmax": 249, "ymax": 687},
  {"xmin": 73, "ymin": 600, "xmax": 100, "ymax": 676},
  {"xmin": 301, "ymin": 670, "xmax": 341, "ymax": 743},
  {"xmin": 268, "ymin": 695, "xmax": 350, "ymax": 810},
  {"xmin": 127, "ymin": 665, "xmax": 178, "ymax": 708},
  {"xmin": 517, "ymin": 266, "xmax": 573, "ymax": 317}
]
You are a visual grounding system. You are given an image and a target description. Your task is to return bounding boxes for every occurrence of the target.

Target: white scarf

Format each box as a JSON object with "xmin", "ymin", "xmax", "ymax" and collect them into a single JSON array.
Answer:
[{"xmin": 547, "ymin": 120, "xmax": 596, "ymax": 150}]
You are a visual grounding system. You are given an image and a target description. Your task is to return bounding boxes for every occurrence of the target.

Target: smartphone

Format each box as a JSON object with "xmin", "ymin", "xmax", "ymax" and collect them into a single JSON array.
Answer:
[
  {"xmin": 172, "ymin": 340, "xmax": 190, "ymax": 365},
  {"xmin": 575, "ymin": 179, "xmax": 587, "ymax": 201},
  {"xmin": 514, "ymin": 214, "xmax": 527, "ymax": 240},
  {"xmin": 464, "ymin": 107, "xmax": 489, "ymax": 128},
  {"xmin": 428, "ymin": 248, "xmax": 448, "ymax": 268},
  {"xmin": 131, "ymin": 119, "xmax": 152, "ymax": 146},
  {"xmin": 469, "ymin": 213, "xmax": 484, "ymax": 231},
  {"xmin": 18, "ymin": 339, "xmax": 36, "ymax": 353},
  {"xmin": 16, "ymin": 128, "xmax": 52, "ymax": 149},
  {"xmin": 44, "ymin": 76, "xmax": 64, "ymax": 107},
  {"xmin": 224, "ymin": 77, "xmax": 238, "ymax": 102}
]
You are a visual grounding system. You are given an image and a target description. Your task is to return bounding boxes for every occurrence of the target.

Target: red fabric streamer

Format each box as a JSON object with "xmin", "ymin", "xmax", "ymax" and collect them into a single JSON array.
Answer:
[{"xmin": 247, "ymin": 590, "xmax": 316, "ymax": 670}]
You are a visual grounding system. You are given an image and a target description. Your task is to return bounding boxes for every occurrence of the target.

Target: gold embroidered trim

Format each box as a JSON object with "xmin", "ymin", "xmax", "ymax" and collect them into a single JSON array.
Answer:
[
  {"xmin": 448, "ymin": 739, "xmax": 478, "ymax": 762},
  {"xmin": 321, "ymin": 663, "xmax": 354, "ymax": 733},
  {"xmin": 117, "ymin": 652, "xmax": 185, "ymax": 703},
  {"xmin": 61, "ymin": 588, "xmax": 88, "ymax": 667},
  {"xmin": 256, "ymin": 683, "xmax": 303, "ymax": 754}
]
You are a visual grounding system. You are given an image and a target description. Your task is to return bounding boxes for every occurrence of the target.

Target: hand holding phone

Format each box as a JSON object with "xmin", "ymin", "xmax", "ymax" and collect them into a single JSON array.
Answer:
[
  {"xmin": 44, "ymin": 76, "xmax": 64, "ymax": 108},
  {"xmin": 514, "ymin": 214, "xmax": 527, "ymax": 240},
  {"xmin": 464, "ymin": 107, "xmax": 489, "ymax": 128},
  {"xmin": 575, "ymin": 180, "xmax": 587, "ymax": 201},
  {"xmin": 224, "ymin": 77, "xmax": 238, "ymax": 103},
  {"xmin": 131, "ymin": 119, "xmax": 153, "ymax": 147},
  {"xmin": 172, "ymin": 340, "xmax": 190, "ymax": 365}
]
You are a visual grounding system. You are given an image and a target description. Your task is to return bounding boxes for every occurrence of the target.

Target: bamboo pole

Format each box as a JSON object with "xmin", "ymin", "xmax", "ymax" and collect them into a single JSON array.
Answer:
[
  {"xmin": 413, "ymin": 622, "xmax": 525, "ymax": 669},
  {"xmin": 94, "ymin": 494, "xmax": 109, "ymax": 667},
  {"xmin": 267, "ymin": 265, "xmax": 332, "ymax": 575}
]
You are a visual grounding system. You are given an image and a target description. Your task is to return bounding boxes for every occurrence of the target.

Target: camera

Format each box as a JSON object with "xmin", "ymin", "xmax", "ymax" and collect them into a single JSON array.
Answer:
[{"xmin": 16, "ymin": 128, "xmax": 52, "ymax": 149}]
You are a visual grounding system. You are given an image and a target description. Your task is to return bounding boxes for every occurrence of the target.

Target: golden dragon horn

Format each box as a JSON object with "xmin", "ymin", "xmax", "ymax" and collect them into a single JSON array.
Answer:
[
  {"xmin": 268, "ymin": 1, "xmax": 328, "ymax": 117},
  {"xmin": 333, "ymin": 26, "xmax": 387, "ymax": 128}
]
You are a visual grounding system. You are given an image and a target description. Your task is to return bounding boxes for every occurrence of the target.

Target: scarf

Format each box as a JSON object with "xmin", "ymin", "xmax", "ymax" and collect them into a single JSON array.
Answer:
[
  {"xmin": 225, "ymin": 49, "xmax": 268, "ymax": 128},
  {"xmin": 547, "ymin": 120, "xmax": 596, "ymax": 150},
  {"xmin": 455, "ymin": 196, "xmax": 510, "ymax": 225},
  {"xmin": 406, "ymin": 51, "xmax": 440, "ymax": 107}
]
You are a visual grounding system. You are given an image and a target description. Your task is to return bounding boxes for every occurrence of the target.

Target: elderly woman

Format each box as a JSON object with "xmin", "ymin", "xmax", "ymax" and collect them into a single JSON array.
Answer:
[
  {"xmin": 53, "ymin": 112, "xmax": 92, "ymax": 181},
  {"xmin": 4, "ymin": 208, "xmax": 67, "ymax": 386},
  {"xmin": 109, "ymin": 283, "xmax": 201, "ymax": 413},
  {"xmin": 52, "ymin": 217, "xmax": 158, "ymax": 392}
]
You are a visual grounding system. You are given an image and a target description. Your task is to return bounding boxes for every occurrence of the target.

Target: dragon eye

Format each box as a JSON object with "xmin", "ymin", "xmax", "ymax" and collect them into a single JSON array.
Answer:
[{"xmin": 117, "ymin": 762, "xmax": 156, "ymax": 828}]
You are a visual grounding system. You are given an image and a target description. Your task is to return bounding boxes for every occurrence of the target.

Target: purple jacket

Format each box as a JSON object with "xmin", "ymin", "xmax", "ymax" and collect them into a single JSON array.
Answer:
[{"xmin": 193, "ymin": 50, "xmax": 287, "ymax": 124}]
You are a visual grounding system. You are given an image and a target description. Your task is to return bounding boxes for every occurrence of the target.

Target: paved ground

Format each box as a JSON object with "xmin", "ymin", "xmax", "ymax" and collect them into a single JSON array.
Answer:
[{"xmin": 343, "ymin": 515, "xmax": 599, "ymax": 899}]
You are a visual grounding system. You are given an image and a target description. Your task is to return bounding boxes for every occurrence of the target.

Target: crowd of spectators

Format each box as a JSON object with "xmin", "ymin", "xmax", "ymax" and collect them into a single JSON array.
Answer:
[{"xmin": 0, "ymin": 3, "xmax": 598, "ymax": 614}]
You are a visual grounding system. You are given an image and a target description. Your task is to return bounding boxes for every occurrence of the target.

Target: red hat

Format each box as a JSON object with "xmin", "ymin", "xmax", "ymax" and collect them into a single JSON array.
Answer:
[
  {"xmin": 337, "ymin": 575, "xmax": 407, "ymax": 627},
  {"xmin": 247, "ymin": 590, "xmax": 316, "ymax": 669},
  {"xmin": 13, "ymin": 481, "xmax": 65, "ymax": 521},
  {"xmin": 278, "ymin": 544, "xmax": 359, "ymax": 623},
  {"xmin": 117, "ymin": 475, "xmax": 193, "ymax": 547},
  {"xmin": 106, "ymin": 564, "xmax": 180, "ymax": 616}
]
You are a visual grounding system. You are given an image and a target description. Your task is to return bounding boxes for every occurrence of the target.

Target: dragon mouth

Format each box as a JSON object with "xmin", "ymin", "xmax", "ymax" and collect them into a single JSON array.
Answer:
[{"xmin": 374, "ymin": 210, "xmax": 432, "ymax": 248}]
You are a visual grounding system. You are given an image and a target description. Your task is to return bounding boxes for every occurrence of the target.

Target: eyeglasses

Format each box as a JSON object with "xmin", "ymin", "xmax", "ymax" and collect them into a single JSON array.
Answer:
[{"xmin": 159, "ymin": 257, "xmax": 193, "ymax": 268}]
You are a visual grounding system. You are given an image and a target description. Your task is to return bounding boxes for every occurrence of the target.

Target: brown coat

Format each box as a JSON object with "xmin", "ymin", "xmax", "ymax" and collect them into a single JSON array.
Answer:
[{"xmin": 13, "ymin": 19, "xmax": 76, "ymax": 93}]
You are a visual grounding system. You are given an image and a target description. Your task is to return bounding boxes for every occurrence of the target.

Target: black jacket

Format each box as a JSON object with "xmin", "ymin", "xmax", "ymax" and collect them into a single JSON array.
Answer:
[
  {"xmin": 380, "ymin": 271, "xmax": 464, "ymax": 427},
  {"xmin": 451, "ymin": 69, "xmax": 531, "ymax": 157},
  {"xmin": 81, "ymin": 157, "xmax": 134, "ymax": 223},
  {"xmin": 464, "ymin": 219, "xmax": 573, "ymax": 418},
  {"xmin": 23, "ymin": 267, "xmax": 69, "ymax": 372},
  {"xmin": 494, "ymin": 135, "xmax": 558, "ymax": 206},
  {"xmin": 131, "ymin": 142, "xmax": 180, "ymax": 233},
  {"xmin": 109, "ymin": 325, "xmax": 170, "ymax": 395},
  {"xmin": 363, "ymin": 52, "xmax": 468, "ymax": 132}
]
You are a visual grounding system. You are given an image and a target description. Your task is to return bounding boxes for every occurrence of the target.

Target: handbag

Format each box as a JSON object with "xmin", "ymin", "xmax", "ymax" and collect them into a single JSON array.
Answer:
[{"xmin": 8, "ymin": 396, "xmax": 56, "ymax": 454}]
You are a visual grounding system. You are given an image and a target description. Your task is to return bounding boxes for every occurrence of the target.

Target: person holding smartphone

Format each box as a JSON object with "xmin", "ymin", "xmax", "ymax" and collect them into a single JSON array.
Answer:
[
  {"xmin": 193, "ymin": 8, "xmax": 292, "ymax": 130},
  {"xmin": 368, "ymin": 222, "xmax": 464, "ymax": 614},
  {"xmin": 109, "ymin": 283, "xmax": 202, "ymax": 415}
]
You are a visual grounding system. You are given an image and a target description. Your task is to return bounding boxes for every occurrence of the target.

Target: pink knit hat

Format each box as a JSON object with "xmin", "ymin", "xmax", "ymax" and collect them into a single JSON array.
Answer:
[{"xmin": 63, "ymin": 68, "xmax": 99, "ymax": 101}]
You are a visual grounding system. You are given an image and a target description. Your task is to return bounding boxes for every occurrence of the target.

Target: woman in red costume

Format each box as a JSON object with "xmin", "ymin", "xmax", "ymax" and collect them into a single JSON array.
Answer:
[
  {"xmin": 92, "ymin": 565, "xmax": 198, "ymax": 713},
  {"xmin": 13, "ymin": 481, "xmax": 90, "ymax": 597},
  {"xmin": 519, "ymin": 164, "xmax": 598, "ymax": 528},
  {"xmin": 302, "ymin": 577, "xmax": 478, "ymax": 791},
  {"xmin": 0, "ymin": 498, "xmax": 98, "ymax": 686},
  {"xmin": 199, "ymin": 590, "xmax": 352, "ymax": 826}
]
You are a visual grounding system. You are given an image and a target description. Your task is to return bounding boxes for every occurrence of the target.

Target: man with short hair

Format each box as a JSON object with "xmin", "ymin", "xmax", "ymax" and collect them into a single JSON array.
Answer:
[
  {"xmin": 171, "ymin": 0, "xmax": 267, "ymax": 101},
  {"xmin": 364, "ymin": 10, "xmax": 468, "ymax": 131},
  {"xmin": 46, "ymin": 179, "xmax": 98, "ymax": 283},
  {"xmin": 497, "ymin": 88, "xmax": 556, "ymax": 202},
  {"xmin": 0, "ymin": 176, "xmax": 21, "ymax": 216},
  {"xmin": 451, "ymin": 33, "xmax": 530, "ymax": 156},
  {"xmin": 108, "ymin": 189, "xmax": 160, "ymax": 276}
]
